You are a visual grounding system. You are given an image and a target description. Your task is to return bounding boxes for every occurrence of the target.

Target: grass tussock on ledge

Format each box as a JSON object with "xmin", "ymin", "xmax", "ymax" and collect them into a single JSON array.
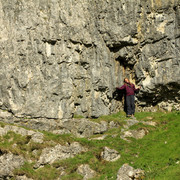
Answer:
[{"xmin": 0, "ymin": 111, "xmax": 180, "ymax": 180}]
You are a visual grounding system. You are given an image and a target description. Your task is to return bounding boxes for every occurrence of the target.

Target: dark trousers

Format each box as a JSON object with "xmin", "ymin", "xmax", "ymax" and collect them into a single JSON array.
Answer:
[{"xmin": 125, "ymin": 95, "xmax": 135, "ymax": 115}]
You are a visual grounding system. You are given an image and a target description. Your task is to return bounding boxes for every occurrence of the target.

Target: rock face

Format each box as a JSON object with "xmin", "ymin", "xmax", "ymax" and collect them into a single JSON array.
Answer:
[{"xmin": 0, "ymin": 0, "xmax": 179, "ymax": 120}]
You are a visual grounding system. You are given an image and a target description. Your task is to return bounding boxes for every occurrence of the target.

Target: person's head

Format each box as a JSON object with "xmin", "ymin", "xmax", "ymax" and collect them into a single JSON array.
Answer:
[{"xmin": 124, "ymin": 78, "xmax": 130, "ymax": 84}]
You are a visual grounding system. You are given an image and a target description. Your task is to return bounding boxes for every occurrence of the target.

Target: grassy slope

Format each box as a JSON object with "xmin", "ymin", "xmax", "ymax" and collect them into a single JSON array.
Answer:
[{"xmin": 0, "ymin": 111, "xmax": 179, "ymax": 180}]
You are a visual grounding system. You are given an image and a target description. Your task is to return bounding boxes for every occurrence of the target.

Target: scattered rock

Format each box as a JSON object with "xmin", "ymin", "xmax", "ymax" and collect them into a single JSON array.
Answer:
[
  {"xmin": 101, "ymin": 147, "xmax": 120, "ymax": 162},
  {"xmin": 34, "ymin": 142, "xmax": 86, "ymax": 168},
  {"xmin": 0, "ymin": 153, "xmax": 24, "ymax": 179},
  {"xmin": 121, "ymin": 129, "xmax": 148, "ymax": 141},
  {"xmin": 117, "ymin": 164, "xmax": 144, "ymax": 180},
  {"xmin": 77, "ymin": 164, "xmax": 96, "ymax": 180}
]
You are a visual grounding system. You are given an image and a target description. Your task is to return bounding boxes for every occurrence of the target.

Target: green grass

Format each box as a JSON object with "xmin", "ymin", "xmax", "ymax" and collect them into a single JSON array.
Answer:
[
  {"xmin": 91, "ymin": 111, "xmax": 127, "ymax": 125},
  {"xmin": 14, "ymin": 162, "xmax": 59, "ymax": 180},
  {"xmin": 0, "ymin": 111, "xmax": 179, "ymax": 180},
  {"xmin": 73, "ymin": 114, "xmax": 85, "ymax": 119},
  {"xmin": 61, "ymin": 111, "xmax": 180, "ymax": 180}
]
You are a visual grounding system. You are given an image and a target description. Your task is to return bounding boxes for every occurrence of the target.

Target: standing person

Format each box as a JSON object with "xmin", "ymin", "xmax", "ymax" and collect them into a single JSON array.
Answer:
[{"xmin": 116, "ymin": 78, "xmax": 140, "ymax": 118}]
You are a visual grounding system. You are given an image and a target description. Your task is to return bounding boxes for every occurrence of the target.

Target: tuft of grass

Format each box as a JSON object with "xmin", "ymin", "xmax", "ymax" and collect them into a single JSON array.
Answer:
[
  {"xmin": 73, "ymin": 114, "xmax": 84, "ymax": 119},
  {"xmin": 42, "ymin": 131, "xmax": 74, "ymax": 145},
  {"xmin": 60, "ymin": 172, "xmax": 83, "ymax": 180},
  {"xmin": 91, "ymin": 111, "xmax": 127, "ymax": 124}
]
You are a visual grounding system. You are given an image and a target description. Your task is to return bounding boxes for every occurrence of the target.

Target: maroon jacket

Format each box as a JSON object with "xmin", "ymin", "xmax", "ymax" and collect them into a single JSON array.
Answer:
[{"xmin": 117, "ymin": 83, "xmax": 139, "ymax": 96}]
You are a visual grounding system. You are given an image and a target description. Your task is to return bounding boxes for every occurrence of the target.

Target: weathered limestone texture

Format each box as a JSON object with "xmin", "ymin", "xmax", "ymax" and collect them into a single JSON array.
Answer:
[
  {"xmin": 0, "ymin": 153, "xmax": 24, "ymax": 179},
  {"xmin": 0, "ymin": 0, "xmax": 179, "ymax": 120}
]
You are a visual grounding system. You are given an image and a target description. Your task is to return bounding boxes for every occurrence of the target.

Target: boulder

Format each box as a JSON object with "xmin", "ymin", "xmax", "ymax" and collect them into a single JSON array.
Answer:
[
  {"xmin": 34, "ymin": 142, "xmax": 86, "ymax": 168},
  {"xmin": 77, "ymin": 164, "xmax": 96, "ymax": 180},
  {"xmin": 101, "ymin": 147, "xmax": 120, "ymax": 162},
  {"xmin": 121, "ymin": 129, "xmax": 148, "ymax": 141},
  {"xmin": 117, "ymin": 164, "xmax": 144, "ymax": 180}
]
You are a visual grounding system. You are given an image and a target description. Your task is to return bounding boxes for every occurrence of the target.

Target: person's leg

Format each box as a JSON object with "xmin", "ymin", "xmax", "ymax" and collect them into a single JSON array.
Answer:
[
  {"xmin": 125, "ymin": 96, "xmax": 131, "ymax": 117},
  {"xmin": 130, "ymin": 95, "xmax": 135, "ymax": 116}
]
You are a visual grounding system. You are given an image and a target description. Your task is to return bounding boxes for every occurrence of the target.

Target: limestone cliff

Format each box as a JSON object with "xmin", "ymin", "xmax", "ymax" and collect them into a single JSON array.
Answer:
[{"xmin": 0, "ymin": 0, "xmax": 179, "ymax": 119}]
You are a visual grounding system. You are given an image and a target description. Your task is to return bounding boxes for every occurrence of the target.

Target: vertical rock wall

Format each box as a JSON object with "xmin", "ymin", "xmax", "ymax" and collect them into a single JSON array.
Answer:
[{"xmin": 0, "ymin": 0, "xmax": 179, "ymax": 119}]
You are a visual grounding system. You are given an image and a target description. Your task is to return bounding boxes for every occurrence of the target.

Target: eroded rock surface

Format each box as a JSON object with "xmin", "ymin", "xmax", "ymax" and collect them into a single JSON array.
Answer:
[
  {"xmin": 0, "ymin": 0, "xmax": 179, "ymax": 120},
  {"xmin": 0, "ymin": 153, "xmax": 24, "ymax": 179}
]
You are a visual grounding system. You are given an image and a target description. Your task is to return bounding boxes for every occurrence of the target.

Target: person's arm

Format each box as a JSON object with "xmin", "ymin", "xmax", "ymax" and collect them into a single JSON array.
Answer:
[
  {"xmin": 132, "ymin": 84, "xmax": 140, "ymax": 92},
  {"xmin": 116, "ymin": 84, "xmax": 126, "ymax": 90}
]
